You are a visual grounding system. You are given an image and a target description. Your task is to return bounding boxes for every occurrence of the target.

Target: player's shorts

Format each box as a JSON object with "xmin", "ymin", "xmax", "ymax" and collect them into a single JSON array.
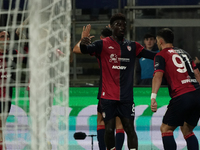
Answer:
[
  {"xmin": 163, "ymin": 88, "xmax": 200, "ymax": 127},
  {"xmin": 100, "ymin": 98, "xmax": 135, "ymax": 122},
  {"xmin": 97, "ymin": 100, "xmax": 102, "ymax": 114},
  {"xmin": 0, "ymin": 101, "xmax": 12, "ymax": 114}
]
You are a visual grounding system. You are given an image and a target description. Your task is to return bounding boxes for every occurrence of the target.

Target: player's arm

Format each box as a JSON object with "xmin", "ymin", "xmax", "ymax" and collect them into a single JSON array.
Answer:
[
  {"xmin": 16, "ymin": 16, "xmax": 29, "ymax": 39},
  {"xmin": 80, "ymin": 37, "xmax": 103, "ymax": 54},
  {"xmin": 73, "ymin": 24, "xmax": 94, "ymax": 54},
  {"xmin": 151, "ymin": 71, "xmax": 163, "ymax": 112},
  {"xmin": 135, "ymin": 42, "xmax": 157, "ymax": 60},
  {"xmin": 194, "ymin": 68, "xmax": 200, "ymax": 84},
  {"xmin": 139, "ymin": 49, "xmax": 157, "ymax": 60},
  {"xmin": 151, "ymin": 55, "xmax": 165, "ymax": 112}
]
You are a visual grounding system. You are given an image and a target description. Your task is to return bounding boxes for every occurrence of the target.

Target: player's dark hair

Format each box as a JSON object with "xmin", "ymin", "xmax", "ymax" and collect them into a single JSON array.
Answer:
[
  {"xmin": 156, "ymin": 28, "xmax": 174, "ymax": 44},
  {"xmin": 143, "ymin": 33, "xmax": 156, "ymax": 40},
  {"xmin": 101, "ymin": 28, "xmax": 112, "ymax": 38},
  {"xmin": 110, "ymin": 13, "xmax": 126, "ymax": 25}
]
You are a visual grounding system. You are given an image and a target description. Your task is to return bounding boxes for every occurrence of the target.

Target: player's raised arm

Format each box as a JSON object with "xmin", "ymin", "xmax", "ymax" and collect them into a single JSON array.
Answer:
[
  {"xmin": 16, "ymin": 16, "xmax": 29, "ymax": 39},
  {"xmin": 73, "ymin": 24, "xmax": 94, "ymax": 54}
]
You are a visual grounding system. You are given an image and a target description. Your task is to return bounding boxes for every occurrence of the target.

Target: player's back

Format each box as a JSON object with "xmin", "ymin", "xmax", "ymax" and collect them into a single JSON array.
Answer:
[{"xmin": 158, "ymin": 47, "xmax": 200, "ymax": 98}]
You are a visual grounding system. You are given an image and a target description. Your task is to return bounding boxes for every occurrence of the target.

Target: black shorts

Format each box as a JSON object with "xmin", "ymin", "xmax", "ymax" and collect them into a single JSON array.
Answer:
[
  {"xmin": 100, "ymin": 98, "xmax": 135, "ymax": 122},
  {"xmin": 0, "ymin": 101, "xmax": 12, "ymax": 114},
  {"xmin": 163, "ymin": 89, "xmax": 200, "ymax": 127},
  {"xmin": 97, "ymin": 100, "xmax": 102, "ymax": 114}
]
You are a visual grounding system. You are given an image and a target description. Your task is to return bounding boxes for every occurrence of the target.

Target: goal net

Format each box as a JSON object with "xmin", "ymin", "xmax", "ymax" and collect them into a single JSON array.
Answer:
[{"xmin": 0, "ymin": 0, "xmax": 71, "ymax": 149}]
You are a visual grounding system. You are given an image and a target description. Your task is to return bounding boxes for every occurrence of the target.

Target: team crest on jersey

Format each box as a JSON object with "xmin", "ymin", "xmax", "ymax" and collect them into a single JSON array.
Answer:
[{"xmin": 127, "ymin": 46, "xmax": 131, "ymax": 51}]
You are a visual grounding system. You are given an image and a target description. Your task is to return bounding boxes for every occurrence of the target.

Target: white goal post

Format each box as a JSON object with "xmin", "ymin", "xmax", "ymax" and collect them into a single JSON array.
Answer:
[{"xmin": 0, "ymin": 0, "xmax": 71, "ymax": 149}]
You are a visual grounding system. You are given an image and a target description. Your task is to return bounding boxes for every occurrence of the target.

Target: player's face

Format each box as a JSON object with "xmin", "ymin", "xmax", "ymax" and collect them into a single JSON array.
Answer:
[
  {"xmin": 112, "ymin": 20, "xmax": 126, "ymax": 38},
  {"xmin": 0, "ymin": 31, "xmax": 9, "ymax": 50},
  {"xmin": 144, "ymin": 37, "xmax": 156, "ymax": 50}
]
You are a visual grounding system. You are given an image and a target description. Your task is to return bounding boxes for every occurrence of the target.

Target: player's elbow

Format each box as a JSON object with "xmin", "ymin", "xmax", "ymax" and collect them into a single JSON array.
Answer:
[{"xmin": 72, "ymin": 47, "xmax": 81, "ymax": 54}]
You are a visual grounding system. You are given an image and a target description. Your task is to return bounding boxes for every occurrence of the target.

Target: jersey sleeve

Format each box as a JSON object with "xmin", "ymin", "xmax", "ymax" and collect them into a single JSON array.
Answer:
[
  {"xmin": 191, "ymin": 61, "xmax": 197, "ymax": 70},
  {"xmin": 135, "ymin": 42, "xmax": 144, "ymax": 56},
  {"xmin": 154, "ymin": 54, "xmax": 165, "ymax": 74},
  {"xmin": 81, "ymin": 40, "xmax": 103, "ymax": 55}
]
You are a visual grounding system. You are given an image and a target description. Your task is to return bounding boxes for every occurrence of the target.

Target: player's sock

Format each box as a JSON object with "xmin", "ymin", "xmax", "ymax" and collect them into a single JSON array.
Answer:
[
  {"xmin": 115, "ymin": 129, "xmax": 124, "ymax": 150},
  {"xmin": 162, "ymin": 132, "xmax": 176, "ymax": 150},
  {"xmin": 184, "ymin": 132, "xmax": 199, "ymax": 150},
  {"xmin": 97, "ymin": 125, "xmax": 106, "ymax": 150}
]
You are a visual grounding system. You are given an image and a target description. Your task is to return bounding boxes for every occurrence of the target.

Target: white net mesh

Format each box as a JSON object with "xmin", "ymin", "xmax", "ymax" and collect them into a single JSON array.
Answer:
[{"xmin": 0, "ymin": 0, "xmax": 71, "ymax": 149}]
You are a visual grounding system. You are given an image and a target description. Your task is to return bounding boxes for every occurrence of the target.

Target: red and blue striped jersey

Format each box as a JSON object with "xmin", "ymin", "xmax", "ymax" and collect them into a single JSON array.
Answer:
[
  {"xmin": 84, "ymin": 37, "xmax": 145, "ymax": 101},
  {"xmin": 154, "ymin": 47, "xmax": 200, "ymax": 98}
]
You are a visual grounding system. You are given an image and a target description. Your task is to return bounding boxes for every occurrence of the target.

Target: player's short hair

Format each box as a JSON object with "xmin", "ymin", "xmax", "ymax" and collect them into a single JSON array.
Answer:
[
  {"xmin": 101, "ymin": 28, "xmax": 112, "ymax": 38},
  {"xmin": 156, "ymin": 28, "xmax": 174, "ymax": 44},
  {"xmin": 110, "ymin": 13, "xmax": 126, "ymax": 26},
  {"xmin": 143, "ymin": 33, "xmax": 156, "ymax": 40}
]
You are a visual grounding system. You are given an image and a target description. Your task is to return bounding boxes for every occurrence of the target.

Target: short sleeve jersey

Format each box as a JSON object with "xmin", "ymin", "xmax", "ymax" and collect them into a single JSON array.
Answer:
[
  {"xmin": 85, "ymin": 37, "xmax": 144, "ymax": 101},
  {"xmin": 154, "ymin": 47, "xmax": 200, "ymax": 98}
]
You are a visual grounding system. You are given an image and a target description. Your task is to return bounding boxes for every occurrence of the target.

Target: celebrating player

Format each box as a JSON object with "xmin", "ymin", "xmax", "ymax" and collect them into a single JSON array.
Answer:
[
  {"xmin": 151, "ymin": 28, "xmax": 200, "ymax": 150},
  {"xmin": 73, "ymin": 25, "xmax": 125, "ymax": 150},
  {"xmin": 79, "ymin": 13, "xmax": 156, "ymax": 150}
]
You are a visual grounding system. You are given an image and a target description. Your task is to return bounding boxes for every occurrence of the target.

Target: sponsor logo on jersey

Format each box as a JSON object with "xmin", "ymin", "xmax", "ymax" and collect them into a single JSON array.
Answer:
[
  {"xmin": 127, "ymin": 46, "xmax": 131, "ymax": 51},
  {"xmin": 109, "ymin": 54, "xmax": 118, "ymax": 63},
  {"xmin": 108, "ymin": 46, "xmax": 114, "ymax": 49},
  {"xmin": 181, "ymin": 79, "xmax": 197, "ymax": 84},
  {"xmin": 112, "ymin": 65, "xmax": 127, "ymax": 70},
  {"xmin": 118, "ymin": 58, "xmax": 130, "ymax": 62},
  {"xmin": 109, "ymin": 54, "xmax": 130, "ymax": 63}
]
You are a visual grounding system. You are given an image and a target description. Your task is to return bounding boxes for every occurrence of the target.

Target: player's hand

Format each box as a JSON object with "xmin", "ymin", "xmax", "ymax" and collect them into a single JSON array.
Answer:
[
  {"xmin": 106, "ymin": 24, "xmax": 111, "ymax": 28},
  {"xmin": 55, "ymin": 49, "xmax": 65, "ymax": 57},
  {"xmin": 81, "ymin": 24, "xmax": 91, "ymax": 39},
  {"xmin": 194, "ymin": 57, "xmax": 200, "ymax": 64},
  {"xmin": 80, "ymin": 37, "xmax": 91, "ymax": 46},
  {"xmin": 151, "ymin": 98, "xmax": 157, "ymax": 112}
]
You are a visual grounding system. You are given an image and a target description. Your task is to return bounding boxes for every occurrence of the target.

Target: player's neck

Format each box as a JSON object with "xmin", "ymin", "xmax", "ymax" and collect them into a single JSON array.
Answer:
[
  {"xmin": 162, "ymin": 44, "xmax": 173, "ymax": 50},
  {"xmin": 112, "ymin": 35, "xmax": 124, "ymax": 43}
]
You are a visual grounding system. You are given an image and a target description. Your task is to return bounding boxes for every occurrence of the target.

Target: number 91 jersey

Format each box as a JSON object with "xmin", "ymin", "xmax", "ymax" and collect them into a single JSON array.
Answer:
[{"xmin": 154, "ymin": 47, "xmax": 200, "ymax": 98}]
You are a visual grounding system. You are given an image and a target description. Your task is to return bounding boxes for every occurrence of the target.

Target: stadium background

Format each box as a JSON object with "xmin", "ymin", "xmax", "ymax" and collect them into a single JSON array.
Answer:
[{"xmin": 1, "ymin": 0, "xmax": 200, "ymax": 149}]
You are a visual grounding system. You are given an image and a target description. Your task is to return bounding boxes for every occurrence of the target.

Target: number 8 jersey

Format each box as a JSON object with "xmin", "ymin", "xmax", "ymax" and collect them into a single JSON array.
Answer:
[{"xmin": 154, "ymin": 47, "xmax": 200, "ymax": 98}]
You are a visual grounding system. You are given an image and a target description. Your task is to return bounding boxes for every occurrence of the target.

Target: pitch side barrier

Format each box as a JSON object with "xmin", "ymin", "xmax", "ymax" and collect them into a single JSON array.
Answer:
[{"xmin": 6, "ymin": 87, "xmax": 200, "ymax": 149}]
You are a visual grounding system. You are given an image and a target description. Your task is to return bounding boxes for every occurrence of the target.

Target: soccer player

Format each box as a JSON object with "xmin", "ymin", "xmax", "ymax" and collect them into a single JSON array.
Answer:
[
  {"xmin": 73, "ymin": 25, "xmax": 125, "ymax": 150},
  {"xmin": 0, "ymin": 30, "xmax": 27, "ymax": 150},
  {"xmin": 79, "ymin": 13, "xmax": 156, "ymax": 150},
  {"xmin": 151, "ymin": 28, "xmax": 200, "ymax": 150}
]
